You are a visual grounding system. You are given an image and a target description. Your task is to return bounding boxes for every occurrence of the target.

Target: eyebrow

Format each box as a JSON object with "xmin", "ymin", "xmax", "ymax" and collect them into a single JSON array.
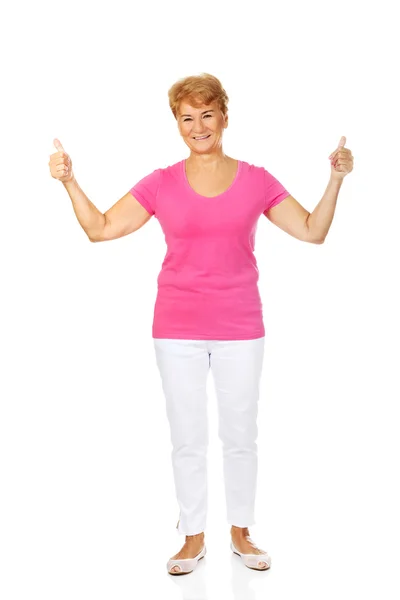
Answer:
[{"xmin": 180, "ymin": 110, "xmax": 214, "ymax": 118}]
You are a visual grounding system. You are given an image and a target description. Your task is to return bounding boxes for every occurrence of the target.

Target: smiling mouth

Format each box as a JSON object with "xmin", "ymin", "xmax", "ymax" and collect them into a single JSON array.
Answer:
[{"xmin": 193, "ymin": 135, "xmax": 211, "ymax": 140}]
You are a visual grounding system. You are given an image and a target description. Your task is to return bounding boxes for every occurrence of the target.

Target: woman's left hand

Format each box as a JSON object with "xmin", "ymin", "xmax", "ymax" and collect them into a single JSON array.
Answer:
[{"xmin": 328, "ymin": 136, "xmax": 354, "ymax": 181}]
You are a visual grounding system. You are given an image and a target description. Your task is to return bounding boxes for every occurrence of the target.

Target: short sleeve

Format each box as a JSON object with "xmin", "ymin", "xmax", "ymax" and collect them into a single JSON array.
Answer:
[
  {"xmin": 129, "ymin": 168, "xmax": 161, "ymax": 217},
  {"xmin": 264, "ymin": 168, "xmax": 291, "ymax": 212}
]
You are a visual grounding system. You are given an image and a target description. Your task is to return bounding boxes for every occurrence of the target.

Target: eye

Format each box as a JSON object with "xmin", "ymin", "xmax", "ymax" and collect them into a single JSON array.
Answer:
[{"xmin": 183, "ymin": 114, "xmax": 212, "ymax": 122}]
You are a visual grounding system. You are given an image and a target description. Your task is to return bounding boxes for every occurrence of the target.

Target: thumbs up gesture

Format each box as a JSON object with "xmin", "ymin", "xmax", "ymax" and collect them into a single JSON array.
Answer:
[
  {"xmin": 48, "ymin": 138, "xmax": 74, "ymax": 183},
  {"xmin": 328, "ymin": 136, "xmax": 354, "ymax": 181}
]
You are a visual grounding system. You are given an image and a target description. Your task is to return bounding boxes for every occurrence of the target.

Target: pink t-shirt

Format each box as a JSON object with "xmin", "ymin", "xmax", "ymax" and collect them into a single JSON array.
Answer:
[{"xmin": 129, "ymin": 159, "xmax": 290, "ymax": 340}]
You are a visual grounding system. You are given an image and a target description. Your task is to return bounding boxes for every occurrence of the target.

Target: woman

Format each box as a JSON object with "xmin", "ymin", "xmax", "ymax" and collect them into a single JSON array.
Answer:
[{"xmin": 49, "ymin": 73, "xmax": 354, "ymax": 576}]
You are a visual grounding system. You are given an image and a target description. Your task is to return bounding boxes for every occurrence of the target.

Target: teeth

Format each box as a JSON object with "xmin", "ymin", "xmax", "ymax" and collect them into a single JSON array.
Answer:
[{"xmin": 194, "ymin": 135, "xmax": 209, "ymax": 140}]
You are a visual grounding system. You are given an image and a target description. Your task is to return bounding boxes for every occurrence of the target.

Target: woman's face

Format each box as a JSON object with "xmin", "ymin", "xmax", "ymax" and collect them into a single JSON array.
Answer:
[{"xmin": 177, "ymin": 99, "xmax": 228, "ymax": 154}]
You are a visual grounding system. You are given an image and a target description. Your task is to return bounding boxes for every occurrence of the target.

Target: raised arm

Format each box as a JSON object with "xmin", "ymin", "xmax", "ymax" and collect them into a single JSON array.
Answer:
[
  {"xmin": 49, "ymin": 139, "xmax": 153, "ymax": 242},
  {"xmin": 264, "ymin": 174, "xmax": 344, "ymax": 245},
  {"xmin": 264, "ymin": 136, "xmax": 353, "ymax": 243},
  {"xmin": 92, "ymin": 191, "xmax": 153, "ymax": 242},
  {"xmin": 263, "ymin": 195, "xmax": 317, "ymax": 243},
  {"xmin": 61, "ymin": 179, "xmax": 152, "ymax": 243}
]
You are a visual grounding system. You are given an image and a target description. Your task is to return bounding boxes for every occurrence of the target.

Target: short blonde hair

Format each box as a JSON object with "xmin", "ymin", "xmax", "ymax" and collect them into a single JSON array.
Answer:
[{"xmin": 168, "ymin": 72, "xmax": 229, "ymax": 120}]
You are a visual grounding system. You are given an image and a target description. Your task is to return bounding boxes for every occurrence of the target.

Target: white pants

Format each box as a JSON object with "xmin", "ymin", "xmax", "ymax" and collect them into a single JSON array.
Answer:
[{"xmin": 153, "ymin": 336, "xmax": 265, "ymax": 536}]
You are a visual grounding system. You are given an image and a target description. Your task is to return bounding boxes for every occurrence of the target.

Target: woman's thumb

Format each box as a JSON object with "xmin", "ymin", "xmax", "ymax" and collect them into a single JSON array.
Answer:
[{"xmin": 53, "ymin": 138, "xmax": 65, "ymax": 152}]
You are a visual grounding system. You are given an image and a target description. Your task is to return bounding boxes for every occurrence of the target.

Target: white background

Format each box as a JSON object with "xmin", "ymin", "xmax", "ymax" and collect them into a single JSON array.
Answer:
[{"xmin": 1, "ymin": 0, "xmax": 399, "ymax": 598}]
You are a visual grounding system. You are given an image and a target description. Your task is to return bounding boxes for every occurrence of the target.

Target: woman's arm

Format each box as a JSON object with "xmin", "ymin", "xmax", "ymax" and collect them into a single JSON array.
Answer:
[
  {"xmin": 264, "ymin": 177, "xmax": 343, "ymax": 244},
  {"xmin": 63, "ymin": 176, "xmax": 106, "ymax": 241},
  {"xmin": 264, "ymin": 137, "xmax": 354, "ymax": 243},
  {"xmin": 63, "ymin": 177, "xmax": 153, "ymax": 242}
]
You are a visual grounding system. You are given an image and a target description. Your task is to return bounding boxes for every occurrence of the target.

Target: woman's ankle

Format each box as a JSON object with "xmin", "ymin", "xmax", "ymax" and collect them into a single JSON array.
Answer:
[
  {"xmin": 185, "ymin": 532, "xmax": 204, "ymax": 541},
  {"xmin": 231, "ymin": 525, "xmax": 250, "ymax": 537}
]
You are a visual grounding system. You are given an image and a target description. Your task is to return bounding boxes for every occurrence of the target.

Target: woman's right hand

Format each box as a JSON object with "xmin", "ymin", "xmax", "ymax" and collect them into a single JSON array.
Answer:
[{"xmin": 49, "ymin": 138, "xmax": 74, "ymax": 183}]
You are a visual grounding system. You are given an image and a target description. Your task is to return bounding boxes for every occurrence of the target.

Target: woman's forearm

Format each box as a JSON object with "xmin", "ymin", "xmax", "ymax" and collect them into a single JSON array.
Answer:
[
  {"xmin": 63, "ymin": 176, "xmax": 105, "ymax": 241},
  {"xmin": 306, "ymin": 177, "xmax": 343, "ymax": 243}
]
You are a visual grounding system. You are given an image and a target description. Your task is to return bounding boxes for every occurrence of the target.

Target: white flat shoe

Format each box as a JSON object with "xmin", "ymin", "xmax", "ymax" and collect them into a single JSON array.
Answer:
[
  {"xmin": 167, "ymin": 545, "xmax": 207, "ymax": 575},
  {"xmin": 231, "ymin": 540, "xmax": 271, "ymax": 570}
]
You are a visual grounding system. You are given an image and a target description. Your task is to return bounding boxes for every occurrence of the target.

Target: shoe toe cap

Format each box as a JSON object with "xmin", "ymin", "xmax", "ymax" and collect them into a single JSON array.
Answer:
[{"xmin": 168, "ymin": 563, "xmax": 183, "ymax": 573}]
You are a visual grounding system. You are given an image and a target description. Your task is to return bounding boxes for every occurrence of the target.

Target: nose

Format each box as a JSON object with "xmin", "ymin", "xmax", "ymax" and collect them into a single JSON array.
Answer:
[
  {"xmin": 193, "ymin": 127, "xmax": 207, "ymax": 134},
  {"xmin": 191, "ymin": 119, "xmax": 208, "ymax": 135}
]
